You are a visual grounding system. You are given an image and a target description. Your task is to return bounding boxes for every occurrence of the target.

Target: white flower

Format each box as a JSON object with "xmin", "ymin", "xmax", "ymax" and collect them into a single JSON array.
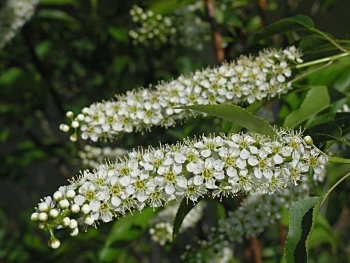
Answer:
[
  {"xmin": 63, "ymin": 47, "xmax": 303, "ymax": 142},
  {"xmin": 149, "ymin": 202, "xmax": 205, "ymax": 246},
  {"xmin": 32, "ymin": 128, "xmax": 327, "ymax": 248},
  {"xmin": 0, "ymin": 0, "xmax": 39, "ymax": 48}
]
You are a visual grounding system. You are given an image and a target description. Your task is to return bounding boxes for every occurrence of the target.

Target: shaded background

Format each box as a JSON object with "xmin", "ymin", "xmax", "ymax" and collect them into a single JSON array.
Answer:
[{"xmin": 1, "ymin": 0, "xmax": 350, "ymax": 262}]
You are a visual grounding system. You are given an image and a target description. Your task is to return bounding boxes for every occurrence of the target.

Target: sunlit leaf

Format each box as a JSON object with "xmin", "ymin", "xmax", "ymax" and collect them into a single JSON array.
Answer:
[
  {"xmin": 284, "ymin": 86, "xmax": 330, "ymax": 128},
  {"xmin": 181, "ymin": 104, "xmax": 276, "ymax": 138}
]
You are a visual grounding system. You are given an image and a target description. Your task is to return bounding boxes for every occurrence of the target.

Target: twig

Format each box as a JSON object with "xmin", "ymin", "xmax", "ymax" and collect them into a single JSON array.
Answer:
[
  {"xmin": 278, "ymin": 223, "xmax": 287, "ymax": 250},
  {"xmin": 258, "ymin": 0, "xmax": 267, "ymax": 27},
  {"xmin": 204, "ymin": 0, "xmax": 224, "ymax": 64},
  {"xmin": 251, "ymin": 237, "xmax": 263, "ymax": 263}
]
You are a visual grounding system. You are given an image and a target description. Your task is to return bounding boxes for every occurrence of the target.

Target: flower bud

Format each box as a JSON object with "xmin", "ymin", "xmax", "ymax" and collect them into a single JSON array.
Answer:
[
  {"xmin": 49, "ymin": 209, "xmax": 59, "ymax": 218},
  {"xmin": 39, "ymin": 212, "xmax": 48, "ymax": 221},
  {"xmin": 48, "ymin": 237, "xmax": 61, "ymax": 249},
  {"xmin": 71, "ymin": 121, "xmax": 79, "ymax": 128},
  {"xmin": 70, "ymin": 134, "xmax": 77, "ymax": 142},
  {"xmin": 53, "ymin": 191, "xmax": 63, "ymax": 201},
  {"xmin": 85, "ymin": 215, "xmax": 94, "ymax": 225},
  {"xmin": 31, "ymin": 212, "xmax": 39, "ymax": 221},
  {"xmin": 77, "ymin": 114, "xmax": 85, "ymax": 121},
  {"xmin": 38, "ymin": 202, "xmax": 49, "ymax": 212},
  {"xmin": 69, "ymin": 219, "xmax": 78, "ymax": 229},
  {"xmin": 81, "ymin": 204, "xmax": 91, "ymax": 214},
  {"xmin": 70, "ymin": 227, "xmax": 79, "ymax": 236},
  {"xmin": 303, "ymin": 135, "xmax": 313, "ymax": 145},
  {"xmin": 71, "ymin": 204, "xmax": 80, "ymax": 213},
  {"xmin": 66, "ymin": 111, "xmax": 74, "ymax": 118},
  {"xmin": 59, "ymin": 199, "xmax": 69, "ymax": 209},
  {"xmin": 59, "ymin": 124, "xmax": 70, "ymax": 132},
  {"xmin": 62, "ymin": 217, "xmax": 71, "ymax": 227},
  {"xmin": 66, "ymin": 189, "xmax": 76, "ymax": 199}
]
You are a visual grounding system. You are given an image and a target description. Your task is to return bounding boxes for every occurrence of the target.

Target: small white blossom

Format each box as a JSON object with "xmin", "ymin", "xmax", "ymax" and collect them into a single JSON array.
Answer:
[
  {"xmin": 32, "ymin": 128, "xmax": 326, "ymax": 248},
  {"xmin": 63, "ymin": 47, "xmax": 303, "ymax": 142},
  {"xmin": 149, "ymin": 202, "xmax": 205, "ymax": 246},
  {"xmin": 0, "ymin": 0, "xmax": 38, "ymax": 48}
]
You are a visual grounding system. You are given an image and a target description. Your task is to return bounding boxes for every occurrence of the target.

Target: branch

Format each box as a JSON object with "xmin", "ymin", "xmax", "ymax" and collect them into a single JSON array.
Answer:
[
  {"xmin": 258, "ymin": 0, "xmax": 267, "ymax": 27},
  {"xmin": 278, "ymin": 223, "xmax": 287, "ymax": 250},
  {"xmin": 251, "ymin": 237, "xmax": 263, "ymax": 263},
  {"xmin": 204, "ymin": 0, "xmax": 224, "ymax": 64}
]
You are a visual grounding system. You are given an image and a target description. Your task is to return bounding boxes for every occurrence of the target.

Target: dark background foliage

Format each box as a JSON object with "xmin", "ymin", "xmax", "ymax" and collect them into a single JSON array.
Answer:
[{"xmin": 0, "ymin": 0, "xmax": 350, "ymax": 262}]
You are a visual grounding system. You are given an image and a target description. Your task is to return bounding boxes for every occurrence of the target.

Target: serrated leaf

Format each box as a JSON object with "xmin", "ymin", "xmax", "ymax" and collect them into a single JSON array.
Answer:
[
  {"xmin": 181, "ymin": 104, "xmax": 276, "ymax": 139},
  {"xmin": 284, "ymin": 86, "xmax": 330, "ymax": 128},
  {"xmin": 251, "ymin": 15, "xmax": 314, "ymax": 43},
  {"xmin": 285, "ymin": 197, "xmax": 321, "ymax": 263},
  {"xmin": 173, "ymin": 198, "xmax": 202, "ymax": 241}
]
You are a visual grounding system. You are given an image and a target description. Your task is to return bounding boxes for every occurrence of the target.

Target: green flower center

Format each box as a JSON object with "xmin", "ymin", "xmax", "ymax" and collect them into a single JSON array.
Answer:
[
  {"xmin": 308, "ymin": 157, "xmax": 318, "ymax": 167},
  {"xmin": 135, "ymin": 179, "xmax": 146, "ymax": 190},
  {"xmin": 85, "ymin": 190, "xmax": 96, "ymax": 201},
  {"xmin": 94, "ymin": 178, "xmax": 105, "ymax": 186},
  {"xmin": 110, "ymin": 184, "xmax": 121, "ymax": 196},
  {"xmin": 165, "ymin": 171, "xmax": 176, "ymax": 183},
  {"xmin": 187, "ymin": 152, "xmax": 198, "ymax": 162},
  {"xmin": 202, "ymin": 168, "xmax": 213, "ymax": 180},
  {"xmin": 225, "ymin": 156, "xmax": 236, "ymax": 167},
  {"xmin": 120, "ymin": 166, "xmax": 130, "ymax": 176},
  {"xmin": 100, "ymin": 202, "xmax": 110, "ymax": 212}
]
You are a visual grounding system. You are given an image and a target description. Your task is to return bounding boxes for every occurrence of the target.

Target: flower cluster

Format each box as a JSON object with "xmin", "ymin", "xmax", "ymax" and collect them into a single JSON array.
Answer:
[
  {"xmin": 218, "ymin": 181, "xmax": 309, "ymax": 242},
  {"xmin": 149, "ymin": 201, "xmax": 205, "ymax": 245},
  {"xmin": 60, "ymin": 47, "xmax": 303, "ymax": 142},
  {"xmin": 129, "ymin": 3, "xmax": 208, "ymax": 49},
  {"xmin": 31, "ymin": 128, "xmax": 327, "ymax": 249},
  {"xmin": 129, "ymin": 5, "xmax": 176, "ymax": 46},
  {"xmin": 173, "ymin": 1, "xmax": 209, "ymax": 51},
  {"xmin": 0, "ymin": 0, "xmax": 38, "ymax": 48},
  {"xmin": 183, "ymin": 241, "xmax": 234, "ymax": 263},
  {"xmin": 78, "ymin": 145, "xmax": 127, "ymax": 169},
  {"xmin": 183, "ymin": 180, "xmax": 310, "ymax": 262}
]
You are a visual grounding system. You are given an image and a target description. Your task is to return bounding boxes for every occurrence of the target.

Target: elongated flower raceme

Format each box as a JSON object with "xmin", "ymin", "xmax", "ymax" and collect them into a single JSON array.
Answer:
[
  {"xmin": 31, "ymin": 128, "xmax": 327, "ymax": 248},
  {"xmin": 0, "ymin": 0, "xmax": 38, "ymax": 48},
  {"xmin": 129, "ymin": 5, "xmax": 177, "ymax": 46},
  {"xmin": 60, "ymin": 47, "xmax": 303, "ymax": 142},
  {"xmin": 129, "ymin": 3, "xmax": 209, "ymax": 50},
  {"xmin": 149, "ymin": 202, "xmax": 205, "ymax": 245}
]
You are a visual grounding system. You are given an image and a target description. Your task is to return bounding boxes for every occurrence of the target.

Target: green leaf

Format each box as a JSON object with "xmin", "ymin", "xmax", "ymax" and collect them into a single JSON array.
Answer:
[
  {"xmin": 283, "ymin": 86, "xmax": 330, "ymax": 128},
  {"xmin": 108, "ymin": 27, "xmax": 129, "ymax": 43},
  {"xmin": 99, "ymin": 208, "xmax": 155, "ymax": 261},
  {"xmin": 148, "ymin": 0, "xmax": 194, "ymax": 14},
  {"xmin": 307, "ymin": 112, "xmax": 350, "ymax": 146},
  {"xmin": 252, "ymin": 15, "xmax": 315, "ymax": 43},
  {"xmin": 284, "ymin": 196, "xmax": 321, "ymax": 263},
  {"xmin": 38, "ymin": 9, "xmax": 80, "ymax": 25},
  {"xmin": 173, "ymin": 198, "xmax": 202, "ymax": 241},
  {"xmin": 181, "ymin": 104, "xmax": 276, "ymax": 138},
  {"xmin": 40, "ymin": 0, "xmax": 78, "ymax": 4},
  {"xmin": 308, "ymin": 215, "xmax": 336, "ymax": 252},
  {"xmin": 285, "ymin": 172, "xmax": 350, "ymax": 263}
]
